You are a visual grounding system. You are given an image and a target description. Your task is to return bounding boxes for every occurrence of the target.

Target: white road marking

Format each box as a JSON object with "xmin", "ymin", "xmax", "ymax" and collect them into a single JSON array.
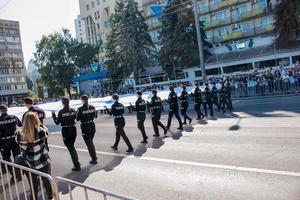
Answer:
[{"xmin": 49, "ymin": 144, "xmax": 300, "ymax": 177}]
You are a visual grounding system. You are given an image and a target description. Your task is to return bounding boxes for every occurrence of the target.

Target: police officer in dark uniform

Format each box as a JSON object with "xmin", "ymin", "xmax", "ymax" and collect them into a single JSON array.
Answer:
[
  {"xmin": 203, "ymin": 83, "xmax": 214, "ymax": 118},
  {"xmin": 76, "ymin": 95, "xmax": 98, "ymax": 164},
  {"xmin": 105, "ymin": 94, "xmax": 134, "ymax": 153},
  {"xmin": 226, "ymin": 83, "xmax": 233, "ymax": 111},
  {"xmin": 211, "ymin": 84, "xmax": 221, "ymax": 111},
  {"xmin": 0, "ymin": 105, "xmax": 22, "ymax": 181},
  {"xmin": 179, "ymin": 84, "xmax": 192, "ymax": 125},
  {"xmin": 192, "ymin": 83, "xmax": 204, "ymax": 120},
  {"xmin": 219, "ymin": 83, "xmax": 227, "ymax": 113},
  {"xmin": 52, "ymin": 97, "xmax": 81, "ymax": 171},
  {"xmin": 166, "ymin": 85, "xmax": 183, "ymax": 130},
  {"xmin": 149, "ymin": 89, "xmax": 167, "ymax": 137},
  {"xmin": 130, "ymin": 91, "xmax": 148, "ymax": 143},
  {"xmin": 22, "ymin": 97, "xmax": 45, "ymax": 123}
]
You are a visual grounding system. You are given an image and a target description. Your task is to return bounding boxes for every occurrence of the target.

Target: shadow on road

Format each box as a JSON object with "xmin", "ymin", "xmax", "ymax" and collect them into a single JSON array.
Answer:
[
  {"xmin": 133, "ymin": 144, "xmax": 147, "ymax": 157},
  {"xmin": 151, "ymin": 137, "xmax": 165, "ymax": 149}
]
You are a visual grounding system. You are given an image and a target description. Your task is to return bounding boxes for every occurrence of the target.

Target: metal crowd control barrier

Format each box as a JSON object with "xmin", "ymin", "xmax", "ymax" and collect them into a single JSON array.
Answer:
[
  {"xmin": 55, "ymin": 176, "xmax": 137, "ymax": 200},
  {"xmin": 0, "ymin": 159, "xmax": 137, "ymax": 200},
  {"xmin": 0, "ymin": 159, "xmax": 59, "ymax": 200}
]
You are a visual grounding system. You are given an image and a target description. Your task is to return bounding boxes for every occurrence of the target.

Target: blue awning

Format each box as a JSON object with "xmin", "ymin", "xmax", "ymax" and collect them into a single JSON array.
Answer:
[
  {"xmin": 73, "ymin": 70, "xmax": 108, "ymax": 82},
  {"xmin": 150, "ymin": 5, "xmax": 163, "ymax": 20}
]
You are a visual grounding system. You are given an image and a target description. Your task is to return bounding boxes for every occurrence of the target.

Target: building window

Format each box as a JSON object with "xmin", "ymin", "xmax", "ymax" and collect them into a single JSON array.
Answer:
[
  {"xmin": 261, "ymin": 17, "xmax": 273, "ymax": 26},
  {"xmin": 103, "ymin": 21, "xmax": 109, "ymax": 29},
  {"xmin": 200, "ymin": 16, "xmax": 209, "ymax": 25},
  {"xmin": 97, "ymin": 0, "xmax": 100, "ymax": 5},
  {"xmin": 86, "ymin": 4, "xmax": 90, "ymax": 11},
  {"xmin": 97, "ymin": 23, "xmax": 100, "ymax": 30},
  {"xmin": 239, "ymin": 22, "xmax": 250, "ymax": 32},
  {"xmin": 236, "ymin": 5, "xmax": 249, "ymax": 15},
  {"xmin": 197, "ymin": 1, "xmax": 207, "ymax": 12},
  {"xmin": 218, "ymin": 28, "xmax": 228, "ymax": 36},
  {"xmin": 213, "ymin": 0, "xmax": 221, "ymax": 5},
  {"xmin": 92, "ymin": 1, "xmax": 95, "ymax": 8},
  {"xmin": 215, "ymin": 11, "xmax": 228, "ymax": 21}
]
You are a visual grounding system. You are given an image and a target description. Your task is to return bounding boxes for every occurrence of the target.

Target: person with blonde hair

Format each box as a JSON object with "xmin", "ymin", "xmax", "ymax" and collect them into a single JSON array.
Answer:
[{"xmin": 15, "ymin": 112, "xmax": 53, "ymax": 200}]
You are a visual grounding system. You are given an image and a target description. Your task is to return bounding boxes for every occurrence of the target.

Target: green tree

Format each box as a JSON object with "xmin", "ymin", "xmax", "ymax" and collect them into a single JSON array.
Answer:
[
  {"xmin": 34, "ymin": 29, "xmax": 99, "ymax": 98},
  {"xmin": 274, "ymin": 0, "xmax": 300, "ymax": 47},
  {"xmin": 26, "ymin": 76, "xmax": 33, "ymax": 90},
  {"xmin": 105, "ymin": 0, "xmax": 155, "ymax": 90},
  {"xmin": 159, "ymin": 0, "xmax": 211, "ymax": 79}
]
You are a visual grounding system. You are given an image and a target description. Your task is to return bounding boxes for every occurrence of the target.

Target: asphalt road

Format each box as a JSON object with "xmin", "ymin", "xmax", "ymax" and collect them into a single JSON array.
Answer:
[{"xmin": 3, "ymin": 95, "xmax": 300, "ymax": 200}]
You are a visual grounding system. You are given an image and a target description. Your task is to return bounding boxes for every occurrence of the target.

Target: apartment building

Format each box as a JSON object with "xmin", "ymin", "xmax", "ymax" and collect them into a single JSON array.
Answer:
[
  {"xmin": 140, "ymin": 0, "xmax": 300, "ymax": 85},
  {"xmin": 74, "ymin": 15, "xmax": 87, "ymax": 43},
  {"xmin": 0, "ymin": 19, "xmax": 28, "ymax": 103}
]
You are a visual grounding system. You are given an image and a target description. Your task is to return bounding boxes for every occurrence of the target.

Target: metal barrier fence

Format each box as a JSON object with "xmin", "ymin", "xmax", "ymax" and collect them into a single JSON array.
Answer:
[
  {"xmin": 0, "ymin": 159, "xmax": 137, "ymax": 200},
  {"xmin": 231, "ymin": 78, "xmax": 300, "ymax": 98}
]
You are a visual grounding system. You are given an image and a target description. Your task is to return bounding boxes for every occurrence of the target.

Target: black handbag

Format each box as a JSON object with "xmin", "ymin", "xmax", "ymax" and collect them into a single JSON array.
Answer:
[{"xmin": 14, "ymin": 144, "xmax": 31, "ymax": 167}]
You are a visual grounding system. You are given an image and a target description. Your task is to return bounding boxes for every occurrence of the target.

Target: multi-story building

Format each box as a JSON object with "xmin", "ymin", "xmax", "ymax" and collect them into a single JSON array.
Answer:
[
  {"xmin": 0, "ymin": 19, "xmax": 28, "ymax": 104},
  {"xmin": 74, "ymin": 15, "xmax": 87, "ymax": 43},
  {"xmin": 140, "ymin": 0, "xmax": 300, "ymax": 86}
]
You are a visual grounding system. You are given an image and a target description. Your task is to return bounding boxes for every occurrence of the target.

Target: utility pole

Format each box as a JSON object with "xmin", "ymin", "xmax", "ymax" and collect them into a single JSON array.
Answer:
[{"xmin": 191, "ymin": 0, "xmax": 206, "ymax": 82}]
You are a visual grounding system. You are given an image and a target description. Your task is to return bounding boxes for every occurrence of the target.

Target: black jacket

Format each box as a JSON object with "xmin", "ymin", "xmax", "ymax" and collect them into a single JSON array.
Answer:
[
  {"xmin": 53, "ymin": 107, "xmax": 76, "ymax": 126},
  {"xmin": 0, "ymin": 113, "xmax": 22, "ymax": 138},
  {"xmin": 76, "ymin": 103, "xmax": 97, "ymax": 123}
]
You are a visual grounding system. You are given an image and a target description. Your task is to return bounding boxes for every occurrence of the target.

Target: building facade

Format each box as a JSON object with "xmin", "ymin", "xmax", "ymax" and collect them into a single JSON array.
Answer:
[
  {"xmin": 26, "ymin": 59, "xmax": 39, "ymax": 93},
  {"xmin": 74, "ymin": 15, "xmax": 87, "ymax": 43},
  {"xmin": 0, "ymin": 19, "xmax": 28, "ymax": 104}
]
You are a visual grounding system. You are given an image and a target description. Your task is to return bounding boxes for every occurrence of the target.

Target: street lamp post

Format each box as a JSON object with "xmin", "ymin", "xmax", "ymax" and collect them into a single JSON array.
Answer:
[{"xmin": 191, "ymin": 0, "xmax": 206, "ymax": 82}]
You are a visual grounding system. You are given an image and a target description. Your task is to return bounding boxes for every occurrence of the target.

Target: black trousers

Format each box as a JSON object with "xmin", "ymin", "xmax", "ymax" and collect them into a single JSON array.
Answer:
[
  {"xmin": 114, "ymin": 118, "xmax": 133, "ymax": 148},
  {"xmin": 151, "ymin": 111, "xmax": 166, "ymax": 136},
  {"xmin": 194, "ymin": 102, "xmax": 203, "ymax": 119},
  {"xmin": 62, "ymin": 126, "xmax": 80, "ymax": 167},
  {"xmin": 137, "ymin": 114, "xmax": 147, "ymax": 140},
  {"xmin": 203, "ymin": 101, "xmax": 214, "ymax": 117},
  {"xmin": 81, "ymin": 123, "xmax": 97, "ymax": 161},
  {"xmin": 181, "ymin": 103, "xmax": 192, "ymax": 124},
  {"xmin": 212, "ymin": 97, "xmax": 220, "ymax": 111},
  {"xmin": 26, "ymin": 164, "xmax": 53, "ymax": 200},
  {"xmin": 227, "ymin": 96, "xmax": 233, "ymax": 111},
  {"xmin": 166, "ymin": 108, "xmax": 182, "ymax": 128},
  {"xmin": 0, "ymin": 138, "xmax": 20, "ymax": 174},
  {"xmin": 220, "ymin": 98, "xmax": 227, "ymax": 113}
]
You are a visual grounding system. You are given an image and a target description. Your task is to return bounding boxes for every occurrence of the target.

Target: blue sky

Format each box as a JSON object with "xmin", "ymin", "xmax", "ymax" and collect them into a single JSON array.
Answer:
[{"xmin": 0, "ymin": 0, "xmax": 79, "ymax": 66}]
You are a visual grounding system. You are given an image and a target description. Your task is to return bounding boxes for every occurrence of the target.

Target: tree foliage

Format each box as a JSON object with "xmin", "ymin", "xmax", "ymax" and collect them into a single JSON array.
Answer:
[
  {"xmin": 105, "ymin": 0, "xmax": 155, "ymax": 89},
  {"xmin": 159, "ymin": 0, "xmax": 211, "ymax": 79},
  {"xmin": 274, "ymin": 0, "xmax": 300, "ymax": 47},
  {"xmin": 26, "ymin": 76, "xmax": 33, "ymax": 90},
  {"xmin": 34, "ymin": 29, "xmax": 99, "ymax": 98}
]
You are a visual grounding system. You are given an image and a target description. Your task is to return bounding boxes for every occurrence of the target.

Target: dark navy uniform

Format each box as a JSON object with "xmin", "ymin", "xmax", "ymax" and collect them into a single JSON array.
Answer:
[
  {"xmin": 22, "ymin": 106, "xmax": 46, "ymax": 123},
  {"xmin": 179, "ymin": 89, "xmax": 192, "ymax": 124},
  {"xmin": 211, "ymin": 86, "xmax": 220, "ymax": 111},
  {"xmin": 166, "ymin": 91, "xmax": 183, "ymax": 129},
  {"xmin": 203, "ymin": 86, "xmax": 214, "ymax": 117},
  {"xmin": 76, "ymin": 103, "xmax": 97, "ymax": 162},
  {"xmin": 131, "ymin": 98, "xmax": 148, "ymax": 142},
  {"xmin": 53, "ymin": 107, "xmax": 80, "ymax": 169},
  {"xmin": 106, "ymin": 102, "xmax": 133, "ymax": 150},
  {"xmin": 226, "ymin": 84, "xmax": 233, "ymax": 111},
  {"xmin": 219, "ymin": 86, "xmax": 227, "ymax": 113},
  {"xmin": 149, "ymin": 95, "xmax": 166, "ymax": 136},
  {"xmin": 192, "ymin": 86, "xmax": 204, "ymax": 120},
  {"xmin": 0, "ymin": 113, "xmax": 22, "ymax": 175}
]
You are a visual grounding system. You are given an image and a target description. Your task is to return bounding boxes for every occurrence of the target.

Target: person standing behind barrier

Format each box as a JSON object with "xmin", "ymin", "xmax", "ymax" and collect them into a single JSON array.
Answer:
[
  {"xmin": 22, "ymin": 97, "xmax": 46, "ymax": 123},
  {"xmin": 225, "ymin": 83, "xmax": 233, "ymax": 111},
  {"xmin": 211, "ymin": 84, "xmax": 220, "ymax": 111},
  {"xmin": 166, "ymin": 85, "xmax": 183, "ymax": 130},
  {"xmin": 0, "ymin": 105, "xmax": 22, "ymax": 181},
  {"xmin": 179, "ymin": 84, "xmax": 192, "ymax": 125},
  {"xmin": 130, "ymin": 91, "xmax": 148, "ymax": 143},
  {"xmin": 76, "ymin": 95, "xmax": 98, "ymax": 164},
  {"xmin": 15, "ymin": 112, "xmax": 53, "ymax": 200},
  {"xmin": 219, "ymin": 84, "xmax": 227, "ymax": 113},
  {"xmin": 192, "ymin": 83, "xmax": 204, "ymax": 120},
  {"xmin": 52, "ymin": 97, "xmax": 81, "ymax": 171},
  {"xmin": 203, "ymin": 83, "xmax": 214, "ymax": 118},
  {"xmin": 149, "ymin": 90, "xmax": 167, "ymax": 137},
  {"xmin": 105, "ymin": 94, "xmax": 134, "ymax": 153}
]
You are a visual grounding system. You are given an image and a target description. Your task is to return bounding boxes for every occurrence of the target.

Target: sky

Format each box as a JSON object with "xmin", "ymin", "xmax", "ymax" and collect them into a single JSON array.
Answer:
[{"xmin": 0, "ymin": 0, "xmax": 80, "ymax": 66}]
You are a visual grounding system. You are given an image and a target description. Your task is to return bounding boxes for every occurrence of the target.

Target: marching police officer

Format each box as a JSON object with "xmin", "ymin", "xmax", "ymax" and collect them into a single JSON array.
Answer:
[
  {"xmin": 219, "ymin": 83, "xmax": 227, "ymax": 113},
  {"xmin": 130, "ymin": 91, "xmax": 148, "ymax": 143},
  {"xmin": 22, "ymin": 97, "xmax": 46, "ymax": 123},
  {"xmin": 0, "ymin": 105, "xmax": 22, "ymax": 181},
  {"xmin": 179, "ymin": 84, "xmax": 192, "ymax": 125},
  {"xmin": 211, "ymin": 84, "xmax": 220, "ymax": 111},
  {"xmin": 105, "ymin": 94, "xmax": 134, "ymax": 153},
  {"xmin": 76, "ymin": 95, "xmax": 98, "ymax": 164},
  {"xmin": 52, "ymin": 97, "xmax": 81, "ymax": 171},
  {"xmin": 192, "ymin": 83, "xmax": 204, "ymax": 120},
  {"xmin": 203, "ymin": 83, "xmax": 214, "ymax": 118},
  {"xmin": 149, "ymin": 90, "xmax": 167, "ymax": 137},
  {"xmin": 166, "ymin": 85, "xmax": 183, "ymax": 130},
  {"xmin": 226, "ymin": 83, "xmax": 233, "ymax": 111}
]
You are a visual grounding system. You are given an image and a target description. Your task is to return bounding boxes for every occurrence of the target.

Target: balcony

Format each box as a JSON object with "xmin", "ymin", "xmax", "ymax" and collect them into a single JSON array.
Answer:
[
  {"xmin": 204, "ymin": 19, "xmax": 230, "ymax": 29},
  {"xmin": 232, "ymin": 8, "xmax": 267, "ymax": 23},
  {"xmin": 255, "ymin": 24, "xmax": 274, "ymax": 35},
  {"xmin": 209, "ymin": 0, "xmax": 248, "ymax": 12},
  {"xmin": 149, "ymin": 22, "xmax": 162, "ymax": 31}
]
